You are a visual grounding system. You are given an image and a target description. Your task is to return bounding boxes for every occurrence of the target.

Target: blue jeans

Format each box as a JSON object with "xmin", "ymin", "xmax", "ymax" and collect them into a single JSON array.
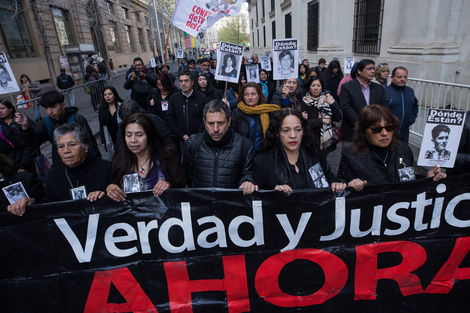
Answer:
[{"xmin": 33, "ymin": 102, "xmax": 41, "ymax": 120}]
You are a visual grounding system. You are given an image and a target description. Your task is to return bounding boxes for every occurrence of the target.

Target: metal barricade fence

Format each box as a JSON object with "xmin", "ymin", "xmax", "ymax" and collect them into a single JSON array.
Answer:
[
  {"xmin": 408, "ymin": 78, "xmax": 470, "ymax": 139},
  {"xmin": 16, "ymin": 73, "xmax": 130, "ymax": 121}
]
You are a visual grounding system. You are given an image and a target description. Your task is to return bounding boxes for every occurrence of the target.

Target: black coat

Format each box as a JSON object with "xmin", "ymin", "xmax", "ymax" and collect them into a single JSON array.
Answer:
[
  {"xmin": 231, "ymin": 108, "xmax": 262, "ymax": 142},
  {"xmin": 253, "ymin": 146, "xmax": 336, "ymax": 190},
  {"xmin": 340, "ymin": 79, "xmax": 386, "ymax": 141},
  {"xmin": 337, "ymin": 143, "xmax": 414, "ymax": 185},
  {"xmin": 183, "ymin": 131, "xmax": 255, "ymax": 188},
  {"xmin": 167, "ymin": 90, "xmax": 206, "ymax": 140},
  {"xmin": 123, "ymin": 67, "xmax": 156, "ymax": 109},
  {"xmin": 99, "ymin": 101, "xmax": 121, "ymax": 147},
  {"xmin": 146, "ymin": 88, "xmax": 178, "ymax": 124},
  {"xmin": 44, "ymin": 156, "xmax": 111, "ymax": 202},
  {"xmin": 0, "ymin": 124, "xmax": 35, "ymax": 172},
  {"xmin": 258, "ymin": 80, "xmax": 276, "ymax": 103}
]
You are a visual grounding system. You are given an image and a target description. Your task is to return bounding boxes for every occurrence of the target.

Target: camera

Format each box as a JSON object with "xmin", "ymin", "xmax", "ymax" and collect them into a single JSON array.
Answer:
[{"xmin": 134, "ymin": 68, "xmax": 141, "ymax": 76}]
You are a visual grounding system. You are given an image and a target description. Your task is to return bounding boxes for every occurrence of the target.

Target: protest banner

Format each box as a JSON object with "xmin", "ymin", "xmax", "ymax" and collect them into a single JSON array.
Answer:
[
  {"xmin": 273, "ymin": 39, "xmax": 299, "ymax": 80},
  {"xmin": 177, "ymin": 49, "xmax": 184, "ymax": 59},
  {"xmin": 1, "ymin": 175, "xmax": 470, "ymax": 312},
  {"xmin": 418, "ymin": 109, "xmax": 466, "ymax": 168},
  {"xmin": 0, "ymin": 52, "xmax": 20, "ymax": 95},
  {"xmin": 215, "ymin": 41, "xmax": 243, "ymax": 83},
  {"xmin": 246, "ymin": 64, "xmax": 259, "ymax": 83},
  {"xmin": 171, "ymin": 0, "xmax": 246, "ymax": 37}
]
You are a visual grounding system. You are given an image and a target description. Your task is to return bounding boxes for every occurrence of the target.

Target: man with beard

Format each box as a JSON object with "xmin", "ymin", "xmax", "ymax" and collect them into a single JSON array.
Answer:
[{"xmin": 183, "ymin": 99, "xmax": 257, "ymax": 194}]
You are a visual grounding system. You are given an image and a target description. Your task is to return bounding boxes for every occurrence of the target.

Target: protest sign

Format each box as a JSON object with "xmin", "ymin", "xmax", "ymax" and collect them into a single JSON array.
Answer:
[
  {"xmin": 246, "ymin": 64, "xmax": 259, "ymax": 83},
  {"xmin": 273, "ymin": 39, "xmax": 299, "ymax": 80},
  {"xmin": 215, "ymin": 41, "xmax": 243, "ymax": 83},
  {"xmin": 0, "ymin": 52, "xmax": 20, "ymax": 95}
]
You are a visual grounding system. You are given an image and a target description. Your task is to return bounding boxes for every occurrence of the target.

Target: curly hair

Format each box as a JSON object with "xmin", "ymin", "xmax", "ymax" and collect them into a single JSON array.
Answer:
[
  {"xmin": 237, "ymin": 82, "xmax": 267, "ymax": 105},
  {"xmin": 259, "ymin": 108, "xmax": 317, "ymax": 154},
  {"xmin": 351, "ymin": 105, "xmax": 399, "ymax": 154},
  {"xmin": 111, "ymin": 113, "xmax": 183, "ymax": 187}
]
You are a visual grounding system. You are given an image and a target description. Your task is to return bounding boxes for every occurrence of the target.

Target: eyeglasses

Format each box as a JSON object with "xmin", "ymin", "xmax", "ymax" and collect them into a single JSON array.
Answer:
[{"xmin": 366, "ymin": 124, "xmax": 395, "ymax": 134}]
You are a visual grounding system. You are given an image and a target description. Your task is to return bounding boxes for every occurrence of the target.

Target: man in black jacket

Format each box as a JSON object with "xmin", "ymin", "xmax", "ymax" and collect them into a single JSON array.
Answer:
[
  {"xmin": 56, "ymin": 69, "xmax": 75, "ymax": 106},
  {"xmin": 340, "ymin": 59, "xmax": 386, "ymax": 142},
  {"xmin": 167, "ymin": 70, "xmax": 207, "ymax": 145},
  {"xmin": 16, "ymin": 91, "xmax": 101, "ymax": 166},
  {"xmin": 123, "ymin": 57, "xmax": 156, "ymax": 111},
  {"xmin": 183, "ymin": 100, "xmax": 258, "ymax": 194}
]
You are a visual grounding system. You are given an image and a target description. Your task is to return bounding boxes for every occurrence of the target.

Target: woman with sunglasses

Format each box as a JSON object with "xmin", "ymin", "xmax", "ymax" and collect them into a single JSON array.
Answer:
[{"xmin": 337, "ymin": 105, "xmax": 446, "ymax": 191}]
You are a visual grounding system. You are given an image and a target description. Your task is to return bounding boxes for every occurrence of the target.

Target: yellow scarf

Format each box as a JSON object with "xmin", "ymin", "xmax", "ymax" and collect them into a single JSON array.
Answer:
[{"xmin": 237, "ymin": 101, "xmax": 281, "ymax": 135}]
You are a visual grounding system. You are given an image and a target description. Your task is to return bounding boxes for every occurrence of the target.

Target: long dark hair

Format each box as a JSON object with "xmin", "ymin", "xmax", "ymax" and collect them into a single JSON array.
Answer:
[
  {"xmin": 0, "ymin": 153, "xmax": 15, "ymax": 180},
  {"xmin": 237, "ymin": 82, "xmax": 267, "ymax": 105},
  {"xmin": 111, "ymin": 113, "xmax": 182, "ymax": 186},
  {"xmin": 259, "ymin": 108, "xmax": 316, "ymax": 154},
  {"xmin": 0, "ymin": 99, "xmax": 17, "ymax": 117},
  {"xmin": 101, "ymin": 86, "xmax": 124, "ymax": 107},
  {"xmin": 352, "ymin": 105, "xmax": 399, "ymax": 154},
  {"xmin": 156, "ymin": 72, "xmax": 177, "ymax": 93},
  {"xmin": 325, "ymin": 60, "xmax": 344, "ymax": 82},
  {"xmin": 194, "ymin": 72, "xmax": 214, "ymax": 93}
]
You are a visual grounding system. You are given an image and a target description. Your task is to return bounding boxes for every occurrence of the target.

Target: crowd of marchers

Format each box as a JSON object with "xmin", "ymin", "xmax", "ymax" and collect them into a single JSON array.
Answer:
[{"xmin": 2, "ymin": 55, "xmax": 469, "ymax": 217}]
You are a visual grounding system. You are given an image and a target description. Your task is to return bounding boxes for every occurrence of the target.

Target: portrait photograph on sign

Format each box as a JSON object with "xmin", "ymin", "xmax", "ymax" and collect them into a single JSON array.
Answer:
[
  {"xmin": 177, "ymin": 49, "xmax": 184, "ymax": 59},
  {"xmin": 417, "ymin": 109, "xmax": 466, "ymax": 168},
  {"xmin": 246, "ymin": 64, "xmax": 259, "ymax": 83},
  {"xmin": 0, "ymin": 52, "xmax": 20, "ymax": 95},
  {"xmin": 344, "ymin": 57, "xmax": 354, "ymax": 74},
  {"xmin": 260, "ymin": 56, "xmax": 271, "ymax": 71},
  {"xmin": 2, "ymin": 182, "xmax": 29, "ymax": 205},
  {"xmin": 273, "ymin": 39, "xmax": 299, "ymax": 80},
  {"xmin": 215, "ymin": 41, "xmax": 243, "ymax": 83}
]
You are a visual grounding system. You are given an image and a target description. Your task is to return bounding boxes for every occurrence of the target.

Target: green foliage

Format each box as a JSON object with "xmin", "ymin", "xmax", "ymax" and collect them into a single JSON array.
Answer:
[{"xmin": 218, "ymin": 15, "xmax": 249, "ymax": 45}]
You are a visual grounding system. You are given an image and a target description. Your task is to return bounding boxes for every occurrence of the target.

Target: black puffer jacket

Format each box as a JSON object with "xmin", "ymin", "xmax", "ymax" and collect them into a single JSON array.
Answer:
[
  {"xmin": 337, "ymin": 142, "xmax": 414, "ymax": 185},
  {"xmin": 183, "ymin": 130, "xmax": 255, "ymax": 188}
]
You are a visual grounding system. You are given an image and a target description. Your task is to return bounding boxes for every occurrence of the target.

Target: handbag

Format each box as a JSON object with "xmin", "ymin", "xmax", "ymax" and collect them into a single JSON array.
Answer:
[
  {"xmin": 331, "ymin": 126, "xmax": 343, "ymax": 145},
  {"xmin": 33, "ymin": 154, "xmax": 51, "ymax": 182}
]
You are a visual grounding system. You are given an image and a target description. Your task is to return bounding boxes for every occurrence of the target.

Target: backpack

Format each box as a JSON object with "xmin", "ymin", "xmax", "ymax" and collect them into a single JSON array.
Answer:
[
  {"xmin": 57, "ymin": 74, "xmax": 73, "ymax": 90},
  {"xmin": 45, "ymin": 114, "xmax": 75, "ymax": 140}
]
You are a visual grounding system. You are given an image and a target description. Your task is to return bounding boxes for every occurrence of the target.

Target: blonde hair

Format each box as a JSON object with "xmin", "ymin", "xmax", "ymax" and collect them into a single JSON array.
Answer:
[{"xmin": 375, "ymin": 64, "xmax": 390, "ymax": 80}]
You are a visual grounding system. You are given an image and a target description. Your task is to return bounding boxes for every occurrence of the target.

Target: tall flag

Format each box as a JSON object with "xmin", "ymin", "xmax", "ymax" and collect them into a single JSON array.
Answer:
[{"xmin": 171, "ymin": 0, "xmax": 247, "ymax": 37}]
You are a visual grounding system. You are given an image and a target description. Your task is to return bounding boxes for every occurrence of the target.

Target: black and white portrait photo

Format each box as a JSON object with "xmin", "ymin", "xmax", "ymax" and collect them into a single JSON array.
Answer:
[
  {"xmin": 273, "ymin": 39, "xmax": 299, "ymax": 80},
  {"xmin": 123, "ymin": 173, "xmax": 142, "ymax": 194},
  {"xmin": 215, "ymin": 41, "xmax": 243, "ymax": 83},
  {"xmin": 70, "ymin": 186, "xmax": 87, "ymax": 200},
  {"xmin": 246, "ymin": 64, "xmax": 259, "ymax": 83},
  {"xmin": 309, "ymin": 163, "xmax": 329, "ymax": 189},
  {"xmin": 260, "ymin": 56, "xmax": 271, "ymax": 71},
  {"xmin": 0, "ymin": 52, "xmax": 20, "ymax": 95},
  {"xmin": 418, "ymin": 109, "xmax": 466, "ymax": 168},
  {"xmin": 2, "ymin": 182, "xmax": 29, "ymax": 205}
]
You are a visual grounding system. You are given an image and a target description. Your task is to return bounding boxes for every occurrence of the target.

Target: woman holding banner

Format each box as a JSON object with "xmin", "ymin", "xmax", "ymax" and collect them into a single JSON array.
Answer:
[
  {"xmin": 271, "ymin": 78, "xmax": 302, "ymax": 112},
  {"xmin": 253, "ymin": 108, "xmax": 346, "ymax": 194},
  {"xmin": 231, "ymin": 83, "xmax": 280, "ymax": 151},
  {"xmin": 106, "ymin": 113, "xmax": 185, "ymax": 201},
  {"xmin": 337, "ymin": 105, "xmax": 446, "ymax": 190}
]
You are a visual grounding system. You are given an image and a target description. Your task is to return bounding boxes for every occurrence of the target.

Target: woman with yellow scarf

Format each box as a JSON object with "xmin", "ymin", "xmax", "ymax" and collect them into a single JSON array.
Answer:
[{"xmin": 231, "ymin": 83, "xmax": 281, "ymax": 150}]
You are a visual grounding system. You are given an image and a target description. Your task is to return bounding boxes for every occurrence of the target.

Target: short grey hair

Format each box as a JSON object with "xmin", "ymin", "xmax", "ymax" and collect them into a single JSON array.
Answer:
[
  {"xmin": 203, "ymin": 99, "xmax": 230, "ymax": 121},
  {"xmin": 54, "ymin": 123, "xmax": 89, "ymax": 148}
]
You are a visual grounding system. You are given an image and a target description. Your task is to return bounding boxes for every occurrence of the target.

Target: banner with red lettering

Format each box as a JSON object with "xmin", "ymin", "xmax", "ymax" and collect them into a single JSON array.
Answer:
[
  {"xmin": 171, "ymin": 0, "xmax": 247, "ymax": 37},
  {"xmin": 1, "ymin": 174, "xmax": 470, "ymax": 312}
]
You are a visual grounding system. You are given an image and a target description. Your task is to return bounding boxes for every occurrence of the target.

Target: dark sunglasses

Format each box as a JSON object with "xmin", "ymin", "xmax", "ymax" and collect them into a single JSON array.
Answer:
[{"xmin": 366, "ymin": 124, "xmax": 395, "ymax": 134}]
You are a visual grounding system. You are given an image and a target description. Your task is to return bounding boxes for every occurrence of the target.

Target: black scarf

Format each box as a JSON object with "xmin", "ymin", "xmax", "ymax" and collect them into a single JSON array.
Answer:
[{"xmin": 203, "ymin": 128, "xmax": 234, "ymax": 148}]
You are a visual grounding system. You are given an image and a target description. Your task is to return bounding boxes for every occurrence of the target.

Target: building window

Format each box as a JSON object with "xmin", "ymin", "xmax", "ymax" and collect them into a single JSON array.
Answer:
[
  {"xmin": 285, "ymin": 13, "xmax": 292, "ymax": 38},
  {"xmin": 352, "ymin": 0, "xmax": 384, "ymax": 54},
  {"xmin": 51, "ymin": 7, "xmax": 74, "ymax": 53},
  {"xmin": 109, "ymin": 21, "xmax": 121, "ymax": 53},
  {"xmin": 138, "ymin": 28, "xmax": 145, "ymax": 52},
  {"xmin": 255, "ymin": 2, "xmax": 258, "ymax": 22},
  {"xmin": 263, "ymin": 25, "xmax": 266, "ymax": 47},
  {"xmin": 125, "ymin": 25, "xmax": 134, "ymax": 52},
  {"xmin": 145, "ymin": 16, "xmax": 149, "ymax": 25},
  {"xmin": 307, "ymin": 1, "xmax": 319, "ymax": 51},
  {"xmin": 0, "ymin": 1, "xmax": 35, "ymax": 58},
  {"xmin": 262, "ymin": 0, "xmax": 265, "ymax": 18},
  {"xmin": 271, "ymin": 0, "xmax": 275, "ymax": 11},
  {"xmin": 147, "ymin": 29, "xmax": 153, "ymax": 51},
  {"xmin": 257, "ymin": 29, "xmax": 259, "ymax": 47},
  {"xmin": 272, "ymin": 21, "xmax": 276, "ymax": 40},
  {"xmin": 252, "ymin": 32, "xmax": 254, "ymax": 47},
  {"xmin": 135, "ymin": 12, "xmax": 141, "ymax": 23},
  {"xmin": 122, "ymin": 7, "xmax": 129, "ymax": 19},
  {"xmin": 106, "ymin": 1, "xmax": 114, "ymax": 15}
]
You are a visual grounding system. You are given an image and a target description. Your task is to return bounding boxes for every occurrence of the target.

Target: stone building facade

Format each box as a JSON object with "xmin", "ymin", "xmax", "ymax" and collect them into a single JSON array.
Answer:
[{"xmin": 247, "ymin": 0, "xmax": 469, "ymax": 85}]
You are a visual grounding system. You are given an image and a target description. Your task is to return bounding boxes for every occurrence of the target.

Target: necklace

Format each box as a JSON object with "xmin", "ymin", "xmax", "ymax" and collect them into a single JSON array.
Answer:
[
  {"xmin": 371, "ymin": 149, "xmax": 389, "ymax": 167},
  {"xmin": 137, "ymin": 157, "xmax": 151, "ymax": 174}
]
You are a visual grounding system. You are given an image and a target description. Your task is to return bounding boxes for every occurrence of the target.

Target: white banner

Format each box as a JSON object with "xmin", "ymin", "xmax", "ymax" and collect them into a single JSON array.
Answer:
[
  {"xmin": 0, "ymin": 52, "xmax": 20, "ymax": 95},
  {"xmin": 171, "ymin": 0, "xmax": 246, "ymax": 37}
]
